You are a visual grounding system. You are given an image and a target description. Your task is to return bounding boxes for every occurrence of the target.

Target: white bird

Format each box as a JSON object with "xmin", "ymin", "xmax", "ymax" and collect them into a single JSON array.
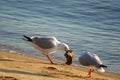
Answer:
[
  {"xmin": 79, "ymin": 51, "xmax": 107, "ymax": 77},
  {"xmin": 23, "ymin": 35, "xmax": 74, "ymax": 64}
]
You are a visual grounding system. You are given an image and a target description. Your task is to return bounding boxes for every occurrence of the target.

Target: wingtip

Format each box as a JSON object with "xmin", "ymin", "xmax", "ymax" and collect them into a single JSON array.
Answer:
[
  {"xmin": 23, "ymin": 35, "xmax": 32, "ymax": 42},
  {"xmin": 100, "ymin": 65, "xmax": 107, "ymax": 68},
  {"xmin": 23, "ymin": 35, "xmax": 27, "ymax": 38}
]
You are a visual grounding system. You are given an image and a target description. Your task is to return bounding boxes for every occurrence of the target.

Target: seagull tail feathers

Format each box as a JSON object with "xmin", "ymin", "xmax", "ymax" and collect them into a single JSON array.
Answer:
[
  {"xmin": 23, "ymin": 35, "xmax": 32, "ymax": 42},
  {"xmin": 96, "ymin": 64, "xmax": 107, "ymax": 72},
  {"xmin": 99, "ymin": 64, "xmax": 107, "ymax": 68},
  {"xmin": 97, "ymin": 67, "xmax": 106, "ymax": 72}
]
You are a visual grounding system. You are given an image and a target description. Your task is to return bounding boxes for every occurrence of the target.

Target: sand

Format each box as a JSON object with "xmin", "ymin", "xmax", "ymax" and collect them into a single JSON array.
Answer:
[{"xmin": 0, "ymin": 50, "xmax": 120, "ymax": 80}]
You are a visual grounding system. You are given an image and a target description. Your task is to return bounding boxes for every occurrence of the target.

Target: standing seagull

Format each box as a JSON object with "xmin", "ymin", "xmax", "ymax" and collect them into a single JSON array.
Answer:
[
  {"xmin": 23, "ymin": 35, "xmax": 74, "ymax": 64},
  {"xmin": 79, "ymin": 51, "xmax": 107, "ymax": 77}
]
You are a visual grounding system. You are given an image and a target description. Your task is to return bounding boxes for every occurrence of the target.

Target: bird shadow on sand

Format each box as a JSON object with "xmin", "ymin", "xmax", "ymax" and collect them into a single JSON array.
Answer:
[
  {"xmin": 0, "ymin": 57, "xmax": 54, "ymax": 65},
  {"xmin": 15, "ymin": 59, "xmax": 63, "ymax": 65},
  {"xmin": 0, "ymin": 58, "xmax": 14, "ymax": 61},
  {"xmin": 0, "ymin": 68, "xmax": 56, "ymax": 78}
]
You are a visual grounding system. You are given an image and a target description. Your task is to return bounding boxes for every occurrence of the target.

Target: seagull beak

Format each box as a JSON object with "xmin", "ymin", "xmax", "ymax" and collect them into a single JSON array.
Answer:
[
  {"xmin": 23, "ymin": 35, "xmax": 32, "ymax": 42},
  {"xmin": 64, "ymin": 50, "xmax": 74, "ymax": 65}
]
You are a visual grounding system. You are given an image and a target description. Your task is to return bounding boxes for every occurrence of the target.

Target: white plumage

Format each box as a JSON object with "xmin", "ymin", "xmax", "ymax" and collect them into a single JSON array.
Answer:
[
  {"xmin": 23, "ymin": 35, "xmax": 73, "ymax": 64},
  {"xmin": 79, "ymin": 51, "xmax": 107, "ymax": 77}
]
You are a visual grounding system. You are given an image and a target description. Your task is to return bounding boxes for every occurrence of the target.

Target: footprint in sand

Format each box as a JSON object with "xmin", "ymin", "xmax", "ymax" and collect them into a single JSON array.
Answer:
[
  {"xmin": 46, "ymin": 67, "xmax": 58, "ymax": 71},
  {"xmin": 0, "ymin": 76, "xmax": 18, "ymax": 80}
]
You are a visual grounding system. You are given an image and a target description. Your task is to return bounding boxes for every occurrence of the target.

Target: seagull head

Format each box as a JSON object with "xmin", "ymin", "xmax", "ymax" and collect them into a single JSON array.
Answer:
[{"xmin": 64, "ymin": 50, "xmax": 74, "ymax": 65}]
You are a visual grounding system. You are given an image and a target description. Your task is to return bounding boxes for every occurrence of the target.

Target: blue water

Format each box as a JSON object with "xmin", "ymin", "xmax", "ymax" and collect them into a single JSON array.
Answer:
[{"xmin": 0, "ymin": 0, "xmax": 120, "ymax": 74}]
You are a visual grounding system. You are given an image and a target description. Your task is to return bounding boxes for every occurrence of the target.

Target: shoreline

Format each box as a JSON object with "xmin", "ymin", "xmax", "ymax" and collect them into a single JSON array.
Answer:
[
  {"xmin": 0, "ymin": 50, "xmax": 120, "ymax": 80},
  {"xmin": 0, "ymin": 44, "xmax": 120, "ymax": 74}
]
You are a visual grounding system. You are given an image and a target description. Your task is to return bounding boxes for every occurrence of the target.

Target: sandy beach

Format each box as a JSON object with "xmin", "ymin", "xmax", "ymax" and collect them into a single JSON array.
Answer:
[{"xmin": 0, "ymin": 50, "xmax": 120, "ymax": 80}]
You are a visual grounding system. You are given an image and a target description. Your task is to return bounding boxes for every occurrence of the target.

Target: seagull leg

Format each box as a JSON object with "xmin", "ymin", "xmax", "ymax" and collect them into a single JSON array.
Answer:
[
  {"xmin": 46, "ymin": 55, "xmax": 54, "ymax": 64},
  {"xmin": 87, "ymin": 67, "xmax": 94, "ymax": 78}
]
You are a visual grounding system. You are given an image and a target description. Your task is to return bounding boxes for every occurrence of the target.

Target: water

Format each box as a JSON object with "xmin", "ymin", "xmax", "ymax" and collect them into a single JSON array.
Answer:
[{"xmin": 0, "ymin": 0, "xmax": 120, "ymax": 74}]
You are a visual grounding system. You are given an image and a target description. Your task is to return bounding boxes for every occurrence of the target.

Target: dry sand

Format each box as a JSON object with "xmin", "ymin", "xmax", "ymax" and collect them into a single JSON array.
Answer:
[{"xmin": 0, "ymin": 50, "xmax": 120, "ymax": 80}]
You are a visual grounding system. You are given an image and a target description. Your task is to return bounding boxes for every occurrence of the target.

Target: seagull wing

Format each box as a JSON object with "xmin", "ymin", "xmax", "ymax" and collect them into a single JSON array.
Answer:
[
  {"xmin": 79, "ymin": 52, "xmax": 101, "ymax": 66},
  {"xmin": 33, "ymin": 37, "xmax": 57, "ymax": 49},
  {"xmin": 92, "ymin": 53, "xmax": 103, "ymax": 65}
]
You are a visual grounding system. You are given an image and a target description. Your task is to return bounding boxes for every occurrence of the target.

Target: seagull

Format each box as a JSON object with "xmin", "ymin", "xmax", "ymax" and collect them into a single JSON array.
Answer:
[
  {"xmin": 23, "ymin": 35, "xmax": 74, "ymax": 64},
  {"xmin": 79, "ymin": 51, "xmax": 107, "ymax": 78}
]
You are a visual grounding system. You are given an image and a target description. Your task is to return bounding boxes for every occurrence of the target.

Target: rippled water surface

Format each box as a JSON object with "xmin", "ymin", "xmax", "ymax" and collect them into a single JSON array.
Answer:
[{"xmin": 0, "ymin": 0, "xmax": 120, "ymax": 74}]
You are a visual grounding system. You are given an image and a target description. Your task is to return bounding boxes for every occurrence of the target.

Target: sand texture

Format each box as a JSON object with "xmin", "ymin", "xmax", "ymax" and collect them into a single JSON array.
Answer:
[{"xmin": 0, "ymin": 51, "xmax": 120, "ymax": 80}]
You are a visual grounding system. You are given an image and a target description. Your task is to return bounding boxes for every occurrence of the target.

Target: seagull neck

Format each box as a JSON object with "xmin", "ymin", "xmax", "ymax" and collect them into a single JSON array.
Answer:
[{"xmin": 58, "ymin": 43, "xmax": 69, "ymax": 51}]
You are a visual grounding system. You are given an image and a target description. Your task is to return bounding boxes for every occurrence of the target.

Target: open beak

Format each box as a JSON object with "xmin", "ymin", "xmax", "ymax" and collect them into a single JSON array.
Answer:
[
  {"xmin": 64, "ymin": 50, "xmax": 74, "ymax": 65},
  {"xmin": 23, "ymin": 35, "xmax": 32, "ymax": 42}
]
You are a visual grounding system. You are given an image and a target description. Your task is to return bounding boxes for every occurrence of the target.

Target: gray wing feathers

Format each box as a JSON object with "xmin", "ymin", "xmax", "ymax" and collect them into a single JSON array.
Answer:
[
  {"xmin": 79, "ymin": 52, "xmax": 101, "ymax": 66},
  {"xmin": 32, "ymin": 38, "xmax": 57, "ymax": 49}
]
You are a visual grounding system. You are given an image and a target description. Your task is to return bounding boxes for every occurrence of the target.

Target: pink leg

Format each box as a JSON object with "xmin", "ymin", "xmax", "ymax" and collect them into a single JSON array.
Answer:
[
  {"xmin": 46, "ymin": 55, "xmax": 53, "ymax": 64},
  {"xmin": 87, "ymin": 67, "xmax": 94, "ymax": 78}
]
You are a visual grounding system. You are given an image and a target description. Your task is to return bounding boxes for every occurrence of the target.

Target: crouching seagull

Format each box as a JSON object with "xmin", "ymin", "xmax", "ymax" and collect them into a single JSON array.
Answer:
[
  {"xmin": 79, "ymin": 51, "xmax": 107, "ymax": 78},
  {"xmin": 23, "ymin": 35, "xmax": 74, "ymax": 64}
]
